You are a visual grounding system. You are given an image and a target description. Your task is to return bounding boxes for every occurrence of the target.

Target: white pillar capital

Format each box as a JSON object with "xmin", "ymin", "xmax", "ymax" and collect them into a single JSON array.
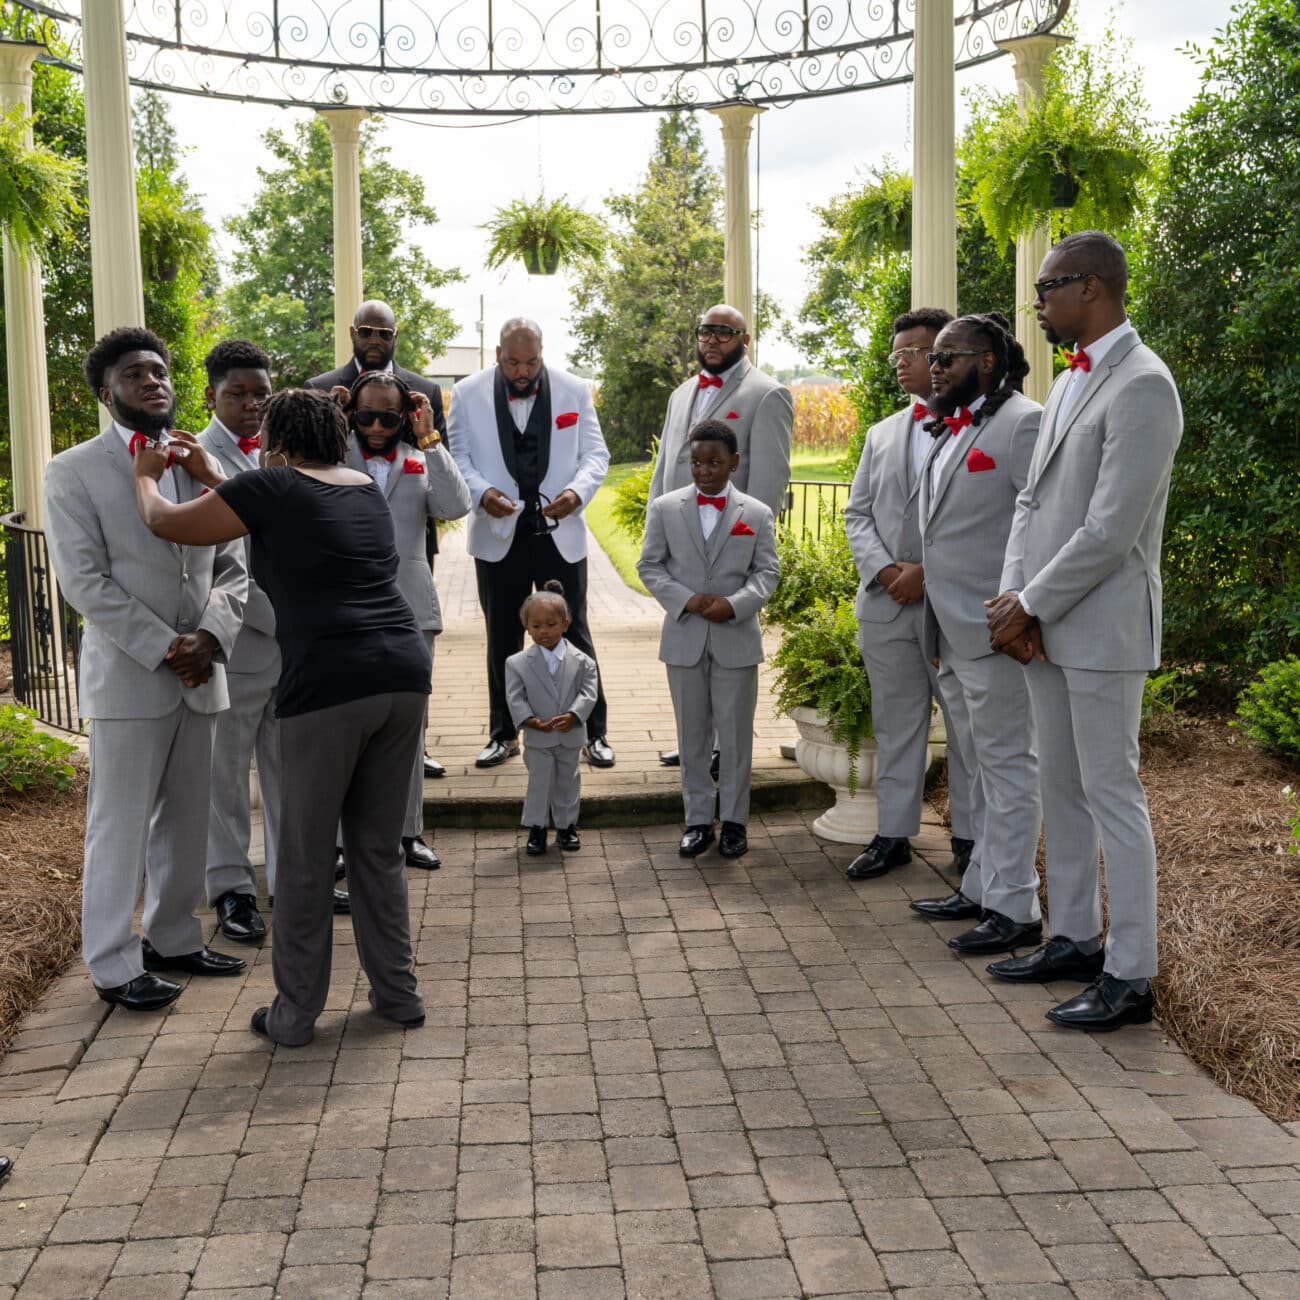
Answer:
[
  {"xmin": 318, "ymin": 109, "xmax": 369, "ymax": 366},
  {"xmin": 911, "ymin": 0, "xmax": 956, "ymax": 313},
  {"xmin": 0, "ymin": 38, "xmax": 44, "ymax": 93},
  {"xmin": 995, "ymin": 33, "xmax": 1072, "ymax": 109},
  {"xmin": 708, "ymin": 102, "xmax": 764, "ymax": 338}
]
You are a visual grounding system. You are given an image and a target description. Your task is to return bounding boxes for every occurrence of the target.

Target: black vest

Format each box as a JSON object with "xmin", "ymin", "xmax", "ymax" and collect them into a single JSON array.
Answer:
[{"xmin": 493, "ymin": 368, "xmax": 552, "ymax": 507}]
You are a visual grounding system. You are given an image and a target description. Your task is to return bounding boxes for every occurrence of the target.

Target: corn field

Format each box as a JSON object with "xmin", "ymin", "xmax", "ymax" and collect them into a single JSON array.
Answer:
[{"xmin": 790, "ymin": 383, "xmax": 857, "ymax": 453}]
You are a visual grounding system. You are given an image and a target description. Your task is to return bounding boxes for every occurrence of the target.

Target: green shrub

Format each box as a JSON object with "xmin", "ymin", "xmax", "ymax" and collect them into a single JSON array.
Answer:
[
  {"xmin": 765, "ymin": 504, "xmax": 859, "ymax": 631},
  {"xmin": 1235, "ymin": 656, "xmax": 1300, "ymax": 766},
  {"xmin": 0, "ymin": 704, "xmax": 77, "ymax": 793},
  {"xmin": 612, "ymin": 456, "xmax": 655, "ymax": 543},
  {"xmin": 1140, "ymin": 667, "xmax": 1196, "ymax": 734}
]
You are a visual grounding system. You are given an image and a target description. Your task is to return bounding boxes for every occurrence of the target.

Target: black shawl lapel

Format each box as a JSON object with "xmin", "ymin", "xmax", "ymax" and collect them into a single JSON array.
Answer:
[
  {"xmin": 529, "ymin": 367, "xmax": 553, "ymax": 484},
  {"xmin": 493, "ymin": 369, "xmax": 521, "ymax": 483}
]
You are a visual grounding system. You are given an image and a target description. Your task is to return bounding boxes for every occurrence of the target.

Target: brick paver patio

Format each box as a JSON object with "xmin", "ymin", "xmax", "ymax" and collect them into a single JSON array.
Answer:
[{"xmin": 2, "ymin": 534, "xmax": 1298, "ymax": 1298}]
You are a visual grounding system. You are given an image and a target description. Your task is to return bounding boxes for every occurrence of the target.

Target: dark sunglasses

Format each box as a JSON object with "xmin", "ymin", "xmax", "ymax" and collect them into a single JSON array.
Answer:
[
  {"xmin": 1033, "ymin": 271, "xmax": 1091, "ymax": 298},
  {"xmin": 696, "ymin": 325, "xmax": 743, "ymax": 341},
  {"xmin": 354, "ymin": 325, "xmax": 396, "ymax": 340},
  {"xmin": 354, "ymin": 408, "xmax": 403, "ymax": 430},
  {"xmin": 926, "ymin": 349, "xmax": 989, "ymax": 369}
]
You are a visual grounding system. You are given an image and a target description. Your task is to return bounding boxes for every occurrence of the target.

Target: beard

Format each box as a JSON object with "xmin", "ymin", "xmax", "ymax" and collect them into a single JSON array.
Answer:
[
  {"xmin": 697, "ymin": 339, "xmax": 744, "ymax": 374},
  {"xmin": 115, "ymin": 396, "xmax": 175, "ymax": 435},
  {"xmin": 929, "ymin": 366, "xmax": 982, "ymax": 418},
  {"xmin": 1041, "ymin": 320, "xmax": 1067, "ymax": 346},
  {"xmin": 354, "ymin": 426, "xmax": 405, "ymax": 457}
]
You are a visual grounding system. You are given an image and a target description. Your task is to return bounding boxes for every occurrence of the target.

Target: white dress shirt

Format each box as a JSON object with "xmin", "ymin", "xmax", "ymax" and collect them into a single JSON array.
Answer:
[
  {"xmin": 508, "ymin": 386, "xmax": 538, "ymax": 433},
  {"xmin": 697, "ymin": 480, "xmax": 731, "ymax": 540},
  {"xmin": 908, "ymin": 404, "xmax": 932, "ymax": 482},
  {"xmin": 363, "ymin": 450, "xmax": 395, "ymax": 492},
  {"xmin": 115, "ymin": 421, "xmax": 177, "ymax": 503},
  {"xmin": 540, "ymin": 638, "xmax": 567, "ymax": 676},
  {"xmin": 928, "ymin": 393, "xmax": 987, "ymax": 488},
  {"xmin": 214, "ymin": 417, "xmax": 260, "ymax": 470},
  {"xmin": 691, "ymin": 358, "xmax": 740, "ymax": 424},
  {"xmin": 1054, "ymin": 318, "xmax": 1135, "ymax": 429}
]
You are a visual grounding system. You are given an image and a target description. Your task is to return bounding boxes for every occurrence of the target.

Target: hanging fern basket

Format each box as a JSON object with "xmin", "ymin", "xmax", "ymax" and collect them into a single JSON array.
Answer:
[
  {"xmin": 522, "ymin": 245, "xmax": 562, "ymax": 275},
  {"xmin": 1049, "ymin": 171, "xmax": 1081, "ymax": 209}
]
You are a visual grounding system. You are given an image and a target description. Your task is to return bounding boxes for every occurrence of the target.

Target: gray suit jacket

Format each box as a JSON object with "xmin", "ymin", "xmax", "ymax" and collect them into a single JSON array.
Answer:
[
  {"xmin": 505, "ymin": 644, "xmax": 599, "ymax": 750},
  {"xmin": 637, "ymin": 485, "xmax": 780, "ymax": 669},
  {"xmin": 43, "ymin": 428, "xmax": 247, "ymax": 719},
  {"xmin": 920, "ymin": 392, "xmax": 1042, "ymax": 661},
  {"xmin": 197, "ymin": 420, "xmax": 277, "ymax": 674},
  {"xmin": 649, "ymin": 358, "xmax": 794, "ymax": 514},
  {"xmin": 845, "ymin": 405, "xmax": 926, "ymax": 626},
  {"xmin": 345, "ymin": 437, "xmax": 471, "ymax": 632},
  {"xmin": 1001, "ymin": 330, "xmax": 1183, "ymax": 671}
]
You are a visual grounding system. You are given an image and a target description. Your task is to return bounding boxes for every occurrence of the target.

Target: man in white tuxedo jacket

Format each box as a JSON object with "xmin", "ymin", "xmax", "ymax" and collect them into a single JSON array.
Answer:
[
  {"xmin": 448, "ymin": 319, "xmax": 612, "ymax": 769},
  {"xmin": 986, "ymin": 232, "xmax": 1183, "ymax": 1033},
  {"xmin": 43, "ymin": 327, "xmax": 248, "ymax": 1011},
  {"xmin": 843, "ymin": 307, "xmax": 975, "ymax": 883}
]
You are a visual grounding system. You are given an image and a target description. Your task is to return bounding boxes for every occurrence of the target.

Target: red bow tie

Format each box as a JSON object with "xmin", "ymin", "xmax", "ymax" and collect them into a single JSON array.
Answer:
[
  {"xmin": 1064, "ymin": 347, "xmax": 1091, "ymax": 373},
  {"xmin": 942, "ymin": 408, "xmax": 973, "ymax": 437},
  {"xmin": 697, "ymin": 373, "xmax": 723, "ymax": 389},
  {"xmin": 912, "ymin": 402, "xmax": 930, "ymax": 421},
  {"xmin": 697, "ymin": 493, "xmax": 726, "ymax": 510},
  {"xmin": 238, "ymin": 435, "xmax": 260, "ymax": 455},
  {"xmin": 362, "ymin": 444, "xmax": 398, "ymax": 462},
  {"xmin": 128, "ymin": 432, "xmax": 174, "ymax": 465}
]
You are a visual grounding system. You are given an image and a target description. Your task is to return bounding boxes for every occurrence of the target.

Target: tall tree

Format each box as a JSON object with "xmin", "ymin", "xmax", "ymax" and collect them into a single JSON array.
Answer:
[
  {"xmin": 223, "ymin": 117, "xmax": 461, "ymax": 386},
  {"xmin": 568, "ymin": 113, "xmax": 725, "ymax": 461}
]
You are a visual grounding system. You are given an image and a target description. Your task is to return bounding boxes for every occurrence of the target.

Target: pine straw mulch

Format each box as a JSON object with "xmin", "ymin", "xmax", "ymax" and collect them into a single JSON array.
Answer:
[
  {"xmin": 0, "ymin": 758, "xmax": 86, "ymax": 1060},
  {"xmin": 928, "ymin": 716, "xmax": 1300, "ymax": 1123}
]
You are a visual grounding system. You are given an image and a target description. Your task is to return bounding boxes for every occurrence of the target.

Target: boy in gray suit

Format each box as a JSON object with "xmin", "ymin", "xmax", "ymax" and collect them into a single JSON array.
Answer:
[
  {"xmin": 43, "ymin": 327, "xmax": 249, "ymax": 1010},
  {"xmin": 506, "ymin": 581, "xmax": 600, "ymax": 856},
  {"xmin": 638, "ymin": 421, "xmax": 781, "ymax": 860}
]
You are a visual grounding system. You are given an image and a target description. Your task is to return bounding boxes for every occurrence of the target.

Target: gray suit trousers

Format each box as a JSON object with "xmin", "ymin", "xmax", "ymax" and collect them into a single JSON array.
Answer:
[
  {"xmin": 268, "ymin": 692, "xmax": 427, "ymax": 1046},
  {"xmin": 403, "ymin": 632, "xmax": 435, "ymax": 839},
  {"xmin": 857, "ymin": 604, "xmax": 975, "ymax": 840},
  {"xmin": 84, "ymin": 708, "xmax": 214, "ymax": 987},
  {"xmin": 521, "ymin": 744, "xmax": 582, "ymax": 829},
  {"xmin": 936, "ymin": 634, "xmax": 1042, "ymax": 925},
  {"xmin": 206, "ymin": 662, "xmax": 281, "ymax": 903},
  {"xmin": 667, "ymin": 659, "xmax": 758, "ymax": 826},
  {"xmin": 1025, "ymin": 662, "xmax": 1156, "ymax": 980}
]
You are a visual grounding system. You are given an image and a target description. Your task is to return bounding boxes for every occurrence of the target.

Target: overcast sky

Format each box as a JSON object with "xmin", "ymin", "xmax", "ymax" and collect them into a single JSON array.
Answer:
[{"xmin": 160, "ymin": 0, "xmax": 1239, "ymax": 373}]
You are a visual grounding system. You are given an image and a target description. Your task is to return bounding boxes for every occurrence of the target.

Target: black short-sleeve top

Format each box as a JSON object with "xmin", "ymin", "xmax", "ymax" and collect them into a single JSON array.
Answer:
[{"xmin": 216, "ymin": 467, "xmax": 431, "ymax": 718}]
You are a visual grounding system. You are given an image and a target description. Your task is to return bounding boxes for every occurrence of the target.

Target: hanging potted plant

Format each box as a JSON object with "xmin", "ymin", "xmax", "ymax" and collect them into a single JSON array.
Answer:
[
  {"xmin": 136, "ymin": 174, "xmax": 211, "ymax": 283},
  {"xmin": 482, "ymin": 195, "xmax": 606, "ymax": 276}
]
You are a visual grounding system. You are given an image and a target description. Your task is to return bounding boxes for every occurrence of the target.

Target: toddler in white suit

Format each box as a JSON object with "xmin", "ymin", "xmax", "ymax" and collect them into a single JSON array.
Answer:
[{"xmin": 505, "ymin": 581, "xmax": 599, "ymax": 855}]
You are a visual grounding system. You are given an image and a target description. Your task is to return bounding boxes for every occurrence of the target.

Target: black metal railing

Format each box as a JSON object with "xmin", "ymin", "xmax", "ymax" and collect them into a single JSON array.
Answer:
[
  {"xmin": 2, "ymin": 512, "xmax": 83, "ymax": 732},
  {"xmin": 777, "ymin": 479, "xmax": 849, "ymax": 540}
]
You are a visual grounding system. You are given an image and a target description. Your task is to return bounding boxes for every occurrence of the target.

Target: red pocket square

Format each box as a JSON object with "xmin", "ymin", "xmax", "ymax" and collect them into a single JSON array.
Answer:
[
  {"xmin": 966, "ymin": 448, "xmax": 996, "ymax": 473},
  {"xmin": 555, "ymin": 411, "xmax": 579, "ymax": 429},
  {"xmin": 725, "ymin": 410, "xmax": 740, "ymax": 419},
  {"xmin": 730, "ymin": 519, "xmax": 755, "ymax": 536},
  {"xmin": 402, "ymin": 456, "xmax": 425, "ymax": 475}
]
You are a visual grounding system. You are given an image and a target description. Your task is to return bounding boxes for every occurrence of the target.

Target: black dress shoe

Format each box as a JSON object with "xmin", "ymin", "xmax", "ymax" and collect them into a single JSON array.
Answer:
[
  {"xmin": 526, "ymin": 826, "xmax": 548, "ymax": 856},
  {"xmin": 585, "ymin": 736, "xmax": 616, "ymax": 768},
  {"xmin": 910, "ymin": 891, "xmax": 980, "ymax": 921},
  {"xmin": 950, "ymin": 837, "xmax": 975, "ymax": 875},
  {"xmin": 987, "ymin": 936, "xmax": 1106, "ymax": 984},
  {"xmin": 402, "ymin": 835, "xmax": 442, "ymax": 870},
  {"xmin": 556, "ymin": 825, "xmax": 581, "ymax": 852},
  {"xmin": 215, "ymin": 890, "xmax": 266, "ymax": 943},
  {"xmin": 334, "ymin": 847, "xmax": 346, "ymax": 881},
  {"xmin": 1046, "ymin": 973, "xmax": 1153, "ymax": 1032},
  {"xmin": 948, "ymin": 911, "xmax": 1043, "ymax": 956},
  {"xmin": 659, "ymin": 749, "xmax": 681, "ymax": 767},
  {"xmin": 423, "ymin": 754, "xmax": 445, "ymax": 779},
  {"xmin": 250, "ymin": 1006, "xmax": 270, "ymax": 1039},
  {"xmin": 95, "ymin": 972, "xmax": 182, "ymax": 1012},
  {"xmin": 476, "ymin": 739, "xmax": 519, "ymax": 768},
  {"xmin": 0, "ymin": 1154, "xmax": 12, "ymax": 1185},
  {"xmin": 142, "ymin": 940, "xmax": 247, "ymax": 977},
  {"xmin": 679, "ymin": 824, "xmax": 715, "ymax": 857},
  {"xmin": 333, "ymin": 889, "xmax": 352, "ymax": 914},
  {"xmin": 846, "ymin": 835, "xmax": 911, "ymax": 880},
  {"xmin": 718, "ymin": 821, "xmax": 748, "ymax": 859}
]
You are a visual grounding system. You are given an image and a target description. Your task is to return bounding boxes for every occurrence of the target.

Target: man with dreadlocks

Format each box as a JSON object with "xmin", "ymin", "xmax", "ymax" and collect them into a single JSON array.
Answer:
[{"xmin": 908, "ymin": 312, "xmax": 1045, "ymax": 957}]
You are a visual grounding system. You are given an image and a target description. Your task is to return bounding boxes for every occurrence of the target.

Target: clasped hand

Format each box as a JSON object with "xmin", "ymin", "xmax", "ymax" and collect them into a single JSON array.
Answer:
[
  {"xmin": 525, "ymin": 711, "xmax": 579, "ymax": 733},
  {"xmin": 685, "ymin": 593, "xmax": 735, "ymax": 623},
  {"xmin": 876, "ymin": 562, "xmax": 924, "ymax": 606},
  {"xmin": 984, "ymin": 591, "xmax": 1045, "ymax": 665},
  {"xmin": 164, "ymin": 631, "xmax": 218, "ymax": 688}
]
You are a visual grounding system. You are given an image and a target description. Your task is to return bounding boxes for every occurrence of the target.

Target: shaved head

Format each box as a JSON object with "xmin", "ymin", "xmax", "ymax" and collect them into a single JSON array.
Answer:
[
  {"xmin": 701, "ymin": 304, "xmax": 746, "ymax": 332},
  {"xmin": 354, "ymin": 300, "xmax": 396, "ymax": 329},
  {"xmin": 500, "ymin": 317, "xmax": 543, "ymax": 346}
]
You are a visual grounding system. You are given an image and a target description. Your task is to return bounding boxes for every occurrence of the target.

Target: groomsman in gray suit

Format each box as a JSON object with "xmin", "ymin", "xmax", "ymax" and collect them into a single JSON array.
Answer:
[
  {"xmin": 986, "ymin": 231, "xmax": 1183, "ymax": 1032},
  {"xmin": 43, "ymin": 327, "xmax": 249, "ymax": 1010},
  {"xmin": 908, "ymin": 313, "xmax": 1045, "ymax": 955},
  {"xmin": 844, "ymin": 307, "xmax": 976, "ymax": 882},
  {"xmin": 651, "ymin": 304, "xmax": 793, "ymax": 768}
]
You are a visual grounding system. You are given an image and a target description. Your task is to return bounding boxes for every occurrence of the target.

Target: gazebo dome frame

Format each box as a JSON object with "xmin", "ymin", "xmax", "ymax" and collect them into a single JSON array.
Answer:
[{"xmin": 16, "ymin": 0, "xmax": 1067, "ymax": 115}]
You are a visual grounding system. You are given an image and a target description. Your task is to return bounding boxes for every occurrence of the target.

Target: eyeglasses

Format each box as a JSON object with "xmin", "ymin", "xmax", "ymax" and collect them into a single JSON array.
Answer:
[
  {"xmin": 887, "ymin": 347, "xmax": 926, "ymax": 368},
  {"xmin": 926, "ymin": 349, "xmax": 989, "ymax": 369},
  {"xmin": 354, "ymin": 325, "xmax": 396, "ymax": 340},
  {"xmin": 354, "ymin": 408, "xmax": 403, "ymax": 430},
  {"xmin": 1033, "ymin": 272, "xmax": 1091, "ymax": 299},
  {"xmin": 527, "ymin": 493, "xmax": 559, "ymax": 535},
  {"xmin": 696, "ymin": 325, "xmax": 743, "ymax": 341}
]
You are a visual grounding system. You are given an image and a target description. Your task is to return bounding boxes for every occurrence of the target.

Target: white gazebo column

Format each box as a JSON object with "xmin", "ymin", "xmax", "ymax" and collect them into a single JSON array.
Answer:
[
  {"xmin": 708, "ymin": 102, "xmax": 764, "ymax": 332},
  {"xmin": 83, "ymin": 0, "xmax": 144, "ymax": 337},
  {"xmin": 911, "ymin": 0, "xmax": 956, "ymax": 313},
  {"xmin": 996, "ymin": 32, "xmax": 1070, "ymax": 404},
  {"xmin": 319, "ymin": 109, "xmax": 368, "ymax": 366},
  {"xmin": 0, "ymin": 40, "xmax": 53, "ymax": 526}
]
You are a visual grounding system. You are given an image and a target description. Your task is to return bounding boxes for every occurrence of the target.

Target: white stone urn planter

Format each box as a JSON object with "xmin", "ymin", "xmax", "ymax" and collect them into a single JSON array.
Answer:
[{"xmin": 788, "ymin": 705, "xmax": 879, "ymax": 844}]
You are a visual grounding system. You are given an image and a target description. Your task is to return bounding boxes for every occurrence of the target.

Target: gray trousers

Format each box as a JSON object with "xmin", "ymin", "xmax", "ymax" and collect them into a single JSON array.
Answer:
[
  {"xmin": 206, "ymin": 662, "xmax": 281, "ymax": 903},
  {"xmin": 1026, "ymin": 662, "xmax": 1156, "ymax": 980},
  {"xmin": 267, "ymin": 691, "xmax": 427, "ymax": 1046},
  {"xmin": 84, "ymin": 707, "xmax": 214, "ymax": 987},
  {"xmin": 402, "ymin": 632, "xmax": 435, "ymax": 839},
  {"xmin": 667, "ymin": 659, "xmax": 758, "ymax": 827},
  {"xmin": 936, "ymin": 634, "xmax": 1042, "ymax": 925},
  {"xmin": 857, "ymin": 604, "xmax": 975, "ymax": 840},
  {"xmin": 521, "ymin": 744, "xmax": 582, "ymax": 829}
]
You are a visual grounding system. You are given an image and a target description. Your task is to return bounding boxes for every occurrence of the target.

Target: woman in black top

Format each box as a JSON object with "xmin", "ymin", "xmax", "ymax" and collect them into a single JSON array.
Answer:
[{"xmin": 134, "ymin": 388, "xmax": 428, "ymax": 1046}]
